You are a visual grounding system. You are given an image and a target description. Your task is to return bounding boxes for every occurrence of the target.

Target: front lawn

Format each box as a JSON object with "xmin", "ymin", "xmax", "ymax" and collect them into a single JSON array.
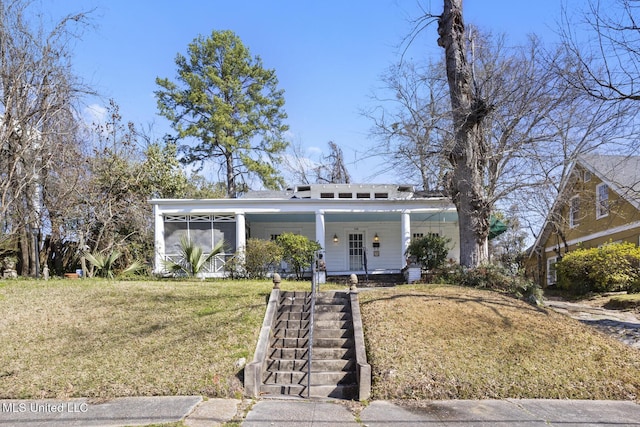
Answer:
[
  {"xmin": 0, "ymin": 278, "xmax": 302, "ymax": 399},
  {"xmin": 1, "ymin": 280, "xmax": 639, "ymax": 401},
  {"xmin": 359, "ymin": 285, "xmax": 640, "ymax": 400}
]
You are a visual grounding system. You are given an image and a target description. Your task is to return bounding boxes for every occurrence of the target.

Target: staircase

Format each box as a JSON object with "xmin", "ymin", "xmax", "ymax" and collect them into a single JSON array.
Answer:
[{"xmin": 260, "ymin": 290, "xmax": 358, "ymax": 399}]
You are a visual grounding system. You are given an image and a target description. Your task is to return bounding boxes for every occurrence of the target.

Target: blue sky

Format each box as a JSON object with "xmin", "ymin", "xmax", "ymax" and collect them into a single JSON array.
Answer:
[{"xmin": 45, "ymin": 0, "xmax": 577, "ymax": 185}]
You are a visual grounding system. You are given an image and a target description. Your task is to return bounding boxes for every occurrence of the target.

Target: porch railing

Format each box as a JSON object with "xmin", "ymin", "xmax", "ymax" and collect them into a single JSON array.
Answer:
[{"xmin": 163, "ymin": 253, "xmax": 235, "ymax": 275}]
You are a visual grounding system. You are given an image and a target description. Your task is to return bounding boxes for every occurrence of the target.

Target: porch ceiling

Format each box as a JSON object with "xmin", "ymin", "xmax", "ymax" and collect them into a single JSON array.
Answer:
[{"xmin": 245, "ymin": 211, "xmax": 457, "ymax": 223}]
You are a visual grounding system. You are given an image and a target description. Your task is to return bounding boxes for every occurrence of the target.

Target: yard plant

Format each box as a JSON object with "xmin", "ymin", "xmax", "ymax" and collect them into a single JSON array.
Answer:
[
  {"xmin": 405, "ymin": 234, "xmax": 451, "ymax": 271},
  {"xmin": 275, "ymin": 233, "xmax": 321, "ymax": 279},
  {"xmin": 556, "ymin": 242, "xmax": 640, "ymax": 295},
  {"xmin": 162, "ymin": 236, "xmax": 225, "ymax": 277}
]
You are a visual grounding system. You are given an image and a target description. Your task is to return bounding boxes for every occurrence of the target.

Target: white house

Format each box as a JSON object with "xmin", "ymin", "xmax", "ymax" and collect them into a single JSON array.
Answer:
[{"xmin": 150, "ymin": 183, "xmax": 459, "ymax": 279}]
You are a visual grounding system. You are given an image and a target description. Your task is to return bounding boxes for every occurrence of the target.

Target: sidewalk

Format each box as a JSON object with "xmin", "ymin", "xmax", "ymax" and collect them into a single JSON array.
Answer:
[{"xmin": 2, "ymin": 397, "xmax": 640, "ymax": 426}]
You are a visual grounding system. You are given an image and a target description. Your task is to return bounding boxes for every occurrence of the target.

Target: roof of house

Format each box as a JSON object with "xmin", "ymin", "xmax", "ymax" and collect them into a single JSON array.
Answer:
[
  {"xmin": 241, "ymin": 184, "xmax": 420, "ymax": 200},
  {"xmin": 579, "ymin": 154, "xmax": 640, "ymax": 209},
  {"xmin": 529, "ymin": 154, "xmax": 640, "ymax": 256}
]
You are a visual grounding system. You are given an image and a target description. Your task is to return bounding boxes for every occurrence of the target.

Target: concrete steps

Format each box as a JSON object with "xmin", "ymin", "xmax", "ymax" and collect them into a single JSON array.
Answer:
[{"xmin": 259, "ymin": 290, "xmax": 358, "ymax": 399}]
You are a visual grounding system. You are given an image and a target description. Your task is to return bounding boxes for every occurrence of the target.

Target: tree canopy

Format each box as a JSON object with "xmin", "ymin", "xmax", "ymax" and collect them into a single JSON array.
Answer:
[{"xmin": 156, "ymin": 30, "xmax": 289, "ymax": 197}]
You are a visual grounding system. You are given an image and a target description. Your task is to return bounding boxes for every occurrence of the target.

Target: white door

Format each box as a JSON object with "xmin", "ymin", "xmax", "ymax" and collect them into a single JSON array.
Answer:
[{"xmin": 348, "ymin": 232, "xmax": 364, "ymax": 270}]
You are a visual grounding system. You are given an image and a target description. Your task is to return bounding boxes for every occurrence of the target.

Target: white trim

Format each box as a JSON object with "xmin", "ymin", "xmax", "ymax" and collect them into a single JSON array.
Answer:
[
  {"xmin": 545, "ymin": 220, "xmax": 640, "ymax": 252},
  {"xmin": 153, "ymin": 204, "xmax": 165, "ymax": 274},
  {"xmin": 236, "ymin": 212, "xmax": 246, "ymax": 254},
  {"xmin": 315, "ymin": 211, "xmax": 326, "ymax": 249},
  {"xmin": 580, "ymin": 156, "xmax": 640, "ymax": 211},
  {"xmin": 401, "ymin": 211, "xmax": 411, "ymax": 268}
]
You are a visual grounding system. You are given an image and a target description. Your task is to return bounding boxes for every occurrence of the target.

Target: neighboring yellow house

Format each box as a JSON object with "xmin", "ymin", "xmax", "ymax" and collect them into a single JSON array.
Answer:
[{"xmin": 528, "ymin": 154, "xmax": 640, "ymax": 287}]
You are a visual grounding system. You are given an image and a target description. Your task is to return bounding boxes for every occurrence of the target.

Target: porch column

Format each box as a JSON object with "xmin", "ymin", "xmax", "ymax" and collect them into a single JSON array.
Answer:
[
  {"xmin": 315, "ymin": 210, "xmax": 326, "ymax": 249},
  {"xmin": 236, "ymin": 212, "xmax": 246, "ymax": 253},
  {"xmin": 153, "ymin": 204, "xmax": 165, "ymax": 274},
  {"xmin": 401, "ymin": 211, "xmax": 411, "ymax": 268}
]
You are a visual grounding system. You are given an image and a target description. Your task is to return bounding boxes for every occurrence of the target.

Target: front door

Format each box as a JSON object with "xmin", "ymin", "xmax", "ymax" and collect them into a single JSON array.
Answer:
[{"xmin": 348, "ymin": 232, "xmax": 364, "ymax": 270}]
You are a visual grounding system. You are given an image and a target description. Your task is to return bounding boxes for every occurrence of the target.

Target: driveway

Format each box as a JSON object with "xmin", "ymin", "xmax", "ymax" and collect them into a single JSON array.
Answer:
[{"xmin": 545, "ymin": 299, "xmax": 640, "ymax": 349}]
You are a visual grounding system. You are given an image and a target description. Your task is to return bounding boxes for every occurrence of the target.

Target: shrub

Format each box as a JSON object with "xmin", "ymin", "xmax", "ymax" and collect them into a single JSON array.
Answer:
[
  {"xmin": 438, "ymin": 263, "xmax": 543, "ymax": 305},
  {"xmin": 556, "ymin": 242, "xmax": 640, "ymax": 295},
  {"xmin": 243, "ymin": 238, "xmax": 283, "ymax": 279},
  {"xmin": 276, "ymin": 233, "xmax": 321, "ymax": 280},
  {"xmin": 405, "ymin": 234, "xmax": 451, "ymax": 271}
]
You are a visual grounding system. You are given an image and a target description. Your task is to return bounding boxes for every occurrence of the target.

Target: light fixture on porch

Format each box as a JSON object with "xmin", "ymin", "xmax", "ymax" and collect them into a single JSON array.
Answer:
[
  {"xmin": 373, "ymin": 233, "xmax": 380, "ymax": 243},
  {"xmin": 333, "ymin": 234, "xmax": 339, "ymax": 243}
]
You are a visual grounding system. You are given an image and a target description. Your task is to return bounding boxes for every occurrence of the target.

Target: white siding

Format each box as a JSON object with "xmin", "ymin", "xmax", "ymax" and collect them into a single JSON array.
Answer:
[
  {"xmin": 247, "ymin": 219, "xmax": 460, "ymax": 273},
  {"xmin": 325, "ymin": 222, "xmax": 403, "ymax": 273},
  {"xmin": 411, "ymin": 223, "xmax": 460, "ymax": 262},
  {"xmin": 249, "ymin": 222, "xmax": 315, "ymax": 242}
]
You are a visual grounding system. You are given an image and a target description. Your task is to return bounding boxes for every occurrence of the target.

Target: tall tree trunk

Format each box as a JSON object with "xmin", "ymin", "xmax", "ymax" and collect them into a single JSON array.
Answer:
[
  {"xmin": 438, "ymin": 0, "xmax": 491, "ymax": 267},
  {"xmin": 225, "ymin": 151, "xmax": 236, "ymax": 198}
]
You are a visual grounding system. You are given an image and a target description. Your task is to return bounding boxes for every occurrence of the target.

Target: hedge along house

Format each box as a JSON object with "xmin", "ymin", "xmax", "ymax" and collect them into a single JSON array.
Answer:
[
  {"xmin": 528, "ymin": 154, "xmax": 640, "ymax": 287},
  {"xmin": 150, "ymin": 184, "xmax": 459, "ymax": 280}
]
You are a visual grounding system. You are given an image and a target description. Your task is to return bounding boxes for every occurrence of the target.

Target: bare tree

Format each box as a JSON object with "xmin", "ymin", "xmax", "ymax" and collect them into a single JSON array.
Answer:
[
  {"xmin": 366, "ymin": 60, "xmax": 451, "ymax": 191},
  {"xmin": 281, "ymin": 140, "xmax": 353, "ymax": 185},
  {"xmin": 430, "ymin": 0, "xmax": 492, "ymax": 267},
  {"xmin": 401, "ymin": 1, "xmax": 635, "ymax": 268},
  {"xmin": 560, "ymin": 0, "xmax": 640, "ymax": 102},
  {"xmin": 0, "ymin": 0, "xmax": 90, "ymax": 275},
  {"xmin": 315, "ymin": 141, "xmax": 351, "ymax": 184}
]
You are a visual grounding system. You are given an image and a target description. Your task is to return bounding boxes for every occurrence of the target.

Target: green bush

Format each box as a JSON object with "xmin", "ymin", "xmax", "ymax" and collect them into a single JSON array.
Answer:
[
  {"xmin": 242, "ymin": 238, "xmax": 283, "ymax": 279},
  {"xmin": 276, "ymin": 233, "xmax": 321, "ymax": 280},
  {"xmin": 556, "ymin": 242, "xmax": 640, "ymax": 295},
  {"xmin": 405, "ymin": 234, "xmax": 451, "ymax": 271}
]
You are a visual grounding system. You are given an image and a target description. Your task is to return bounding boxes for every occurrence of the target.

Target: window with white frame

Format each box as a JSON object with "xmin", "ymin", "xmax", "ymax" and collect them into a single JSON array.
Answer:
[
  {"xmin": 547, "ymin": 256, "xmax": 557, "ymax": 285},
  {"xmin": 596, "ymin": 183, "xmax": 609, "ymax": 219},
  {"xmin": 569, "ymin": 196, "xmax": 580, "ymax": 228}
]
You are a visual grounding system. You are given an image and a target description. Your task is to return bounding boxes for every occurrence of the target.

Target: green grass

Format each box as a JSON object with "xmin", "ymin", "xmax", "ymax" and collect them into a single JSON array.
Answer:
[
  {"xmin": 359, "ymin": 284, "xmax": 640, "ymax": 400},
  {"xmin": 1, "ymin": 279, "xmax": 639, "ymax": 401},
  {"xmin": 0, "ymin": 278, "xmax": 312, "ymax": 399}
]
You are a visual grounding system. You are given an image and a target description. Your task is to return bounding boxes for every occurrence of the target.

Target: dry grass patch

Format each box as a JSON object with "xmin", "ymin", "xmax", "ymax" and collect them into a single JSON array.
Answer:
[
  {"xmin": 359, "ymin": 284, "xmax": 640, "ymax": 400},
  {"xmin": 0, "ymin": 279, "xmax": 309, "ymax": 399}
]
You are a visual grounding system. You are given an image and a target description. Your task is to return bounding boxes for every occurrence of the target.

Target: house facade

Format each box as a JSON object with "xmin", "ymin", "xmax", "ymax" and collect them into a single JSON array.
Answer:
[
  {"xmin": 528, "ymin": 155, "xmax": 640, "ymax": 287},
  {"xmin": 150, "ymin": 184, "xmax": 459, "ymax": 279}
]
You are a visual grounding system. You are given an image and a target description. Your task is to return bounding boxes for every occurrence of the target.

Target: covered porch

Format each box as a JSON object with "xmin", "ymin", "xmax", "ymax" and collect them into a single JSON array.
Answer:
[{"xmin": 150, "ymin": 191, "xmax": 459, "ymax": 279}]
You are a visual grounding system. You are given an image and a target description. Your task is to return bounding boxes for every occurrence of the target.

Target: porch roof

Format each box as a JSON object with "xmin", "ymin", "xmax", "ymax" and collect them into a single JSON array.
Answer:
[{"xmin": 246, "ymin": 211, "xmax": 458, "ymax": 223}]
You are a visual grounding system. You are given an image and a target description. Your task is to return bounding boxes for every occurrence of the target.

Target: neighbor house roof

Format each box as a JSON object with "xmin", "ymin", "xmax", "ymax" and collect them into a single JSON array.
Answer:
[
  {"xmin": 529, "ymin": 154, "xmax": 640, "ymax": 256},
  {"xmin": 579, "ymin": 154, "xmax": 640, "ymax": 210}
]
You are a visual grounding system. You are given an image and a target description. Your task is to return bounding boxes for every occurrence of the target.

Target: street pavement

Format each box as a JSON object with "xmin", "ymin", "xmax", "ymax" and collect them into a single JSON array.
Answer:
[{"xmin": 2, "ymin": 397, "xmax": 640, "ymax": 426}]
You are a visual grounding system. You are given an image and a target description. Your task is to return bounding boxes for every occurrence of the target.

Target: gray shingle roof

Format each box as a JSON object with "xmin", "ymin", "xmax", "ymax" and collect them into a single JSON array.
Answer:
[{"xmin": 578, "ymin": 154, "xmax": 640, "ymax": 208}]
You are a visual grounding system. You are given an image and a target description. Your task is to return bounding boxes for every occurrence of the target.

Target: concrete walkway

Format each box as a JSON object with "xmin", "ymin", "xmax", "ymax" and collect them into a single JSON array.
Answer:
[
  {"xmin": 546, "ymin": 299, "xmax": 640, "ymax": 349},
  {"xmin": 2, "ymin": 397, "xmax": 640, "ymax": 426}
]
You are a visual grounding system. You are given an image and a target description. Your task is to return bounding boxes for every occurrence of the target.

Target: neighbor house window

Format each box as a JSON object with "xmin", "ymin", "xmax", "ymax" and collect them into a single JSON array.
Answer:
[
  {"xmin": 569, "ymin": 196, "xmax": 580, "ymax": 228},
  {"xmin": 547, "ymin": 256, "xmax": 557, "ymax": 286},
  {"xmin": 596, "ymin": 183, "xmax": 609, "ymax": 219}
]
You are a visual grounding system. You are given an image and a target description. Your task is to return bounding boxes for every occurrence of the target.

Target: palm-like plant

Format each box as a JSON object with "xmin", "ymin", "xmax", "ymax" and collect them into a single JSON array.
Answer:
[
  {"xmin": 163, "ymin": 236, "xmax": 225, "ymax": 277},
  {"xmin": 83, "ymin": 250, "xmax": 122, "ymax": 278}
]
